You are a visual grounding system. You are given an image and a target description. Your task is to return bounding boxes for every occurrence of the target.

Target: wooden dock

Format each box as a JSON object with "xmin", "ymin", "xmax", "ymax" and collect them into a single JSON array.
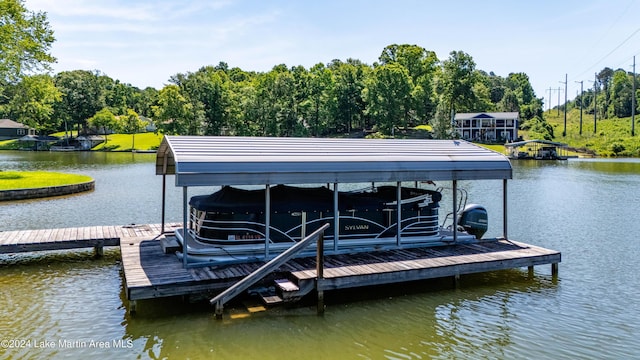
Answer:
[
  {"xmin": 0, "ymin": 223, "xmax": 181, "ymax": 254},
  {"xmin": 120, "ymin": 235, "xmax": 560, "ymax": 306},
  {"xmin": 1, "ymin": 224, "xmax": 561, "ymax": 315}
]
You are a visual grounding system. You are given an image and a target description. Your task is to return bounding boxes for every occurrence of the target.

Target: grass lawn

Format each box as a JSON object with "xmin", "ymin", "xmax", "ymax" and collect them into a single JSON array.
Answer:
[
  {"xmin": 475, "ymin": 144, "xmax": 507, "ymax": 154},
  {"xmin": 91, "ymin": 132, "xmax": 163, "ymax": 151},
  {"xmin": 0, "ymin": 132, "xmax": 164, "ymax": 151},
  {"xmin": 0, "ymin": 171, "xmax": 93, "ymax": 190}
]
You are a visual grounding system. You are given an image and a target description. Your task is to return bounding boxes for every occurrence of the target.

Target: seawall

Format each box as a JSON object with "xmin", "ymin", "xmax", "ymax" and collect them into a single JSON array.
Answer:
[{"xmin": 0, "ymin": 180, "xmax": 95, "ymax": 201}]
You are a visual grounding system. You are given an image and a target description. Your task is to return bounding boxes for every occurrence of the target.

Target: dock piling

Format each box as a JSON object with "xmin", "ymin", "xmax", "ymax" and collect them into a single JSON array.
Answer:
[{"xmin": 316, "ymin": 231, "xmax": 325, "ymax": 316}]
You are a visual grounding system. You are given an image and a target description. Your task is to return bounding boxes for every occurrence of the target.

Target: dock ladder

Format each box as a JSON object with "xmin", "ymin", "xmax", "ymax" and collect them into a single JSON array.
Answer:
[{"xmin": 209, "ymin": 223, "xmax": 330, "ymax": 318}]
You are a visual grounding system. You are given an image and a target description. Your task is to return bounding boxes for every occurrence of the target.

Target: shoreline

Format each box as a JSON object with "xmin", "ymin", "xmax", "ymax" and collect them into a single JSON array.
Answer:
[{"xmin": 0, "ymin": 180, "xmax": 95, "ymax": 201}]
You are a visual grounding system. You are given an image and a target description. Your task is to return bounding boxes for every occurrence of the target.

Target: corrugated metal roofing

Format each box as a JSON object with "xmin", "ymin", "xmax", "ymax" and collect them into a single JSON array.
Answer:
[
  {"xmin": 156, "ymin": 136, "xmax": 512, "ymax": 186},
  {"xmin": 504, "ymin": 139, "xmax": 568, "ymax": 147}
]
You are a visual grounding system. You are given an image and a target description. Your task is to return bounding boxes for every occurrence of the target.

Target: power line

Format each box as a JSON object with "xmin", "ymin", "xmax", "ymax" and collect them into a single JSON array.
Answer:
[
  {"xmin": 571, "ymin": 0, "xmax": 636, "ymax": 71},
  {"xmin": 575, "ymin": 25, "xmax": 640, "ymax": 80}
]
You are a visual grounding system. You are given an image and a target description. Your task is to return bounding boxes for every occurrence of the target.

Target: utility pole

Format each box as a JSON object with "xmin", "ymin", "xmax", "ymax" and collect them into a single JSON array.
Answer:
[
  {"xmin": 632, "ymin": 56, "xmax": 636, "ymax": 136},
  {"xmin": 561, "ymin": 74, "xmax": 567, "ymax": 136},
  {"xmin": 593, "ymin": 73, "xmax": 598, "ymax": 133},
  {"xmin": 546, "ymin": 87, "xmax": 553, "ymax": 112},
  {"xmin": 576, "ymin": 80, "xmax": 583, "ymax": 135},
  {"xmin": 557, "ymin": 87, "xmax": 561, "ymax": 116}
]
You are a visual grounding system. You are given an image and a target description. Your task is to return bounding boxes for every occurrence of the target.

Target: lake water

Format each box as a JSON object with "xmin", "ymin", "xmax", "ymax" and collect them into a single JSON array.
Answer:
[{"xmin": 1, "ymin": 151, "xmax": 639, "ymax": 359}]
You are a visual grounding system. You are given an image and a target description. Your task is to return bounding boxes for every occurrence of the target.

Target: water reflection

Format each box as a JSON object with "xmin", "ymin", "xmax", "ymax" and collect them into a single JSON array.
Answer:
[
  {"xmin": 116, "ymin": 269, "xmax": 558, "ymax": 359},
  {"xmin": 2, "ymin": 152, "xmax": 640, "ymax": 359}
]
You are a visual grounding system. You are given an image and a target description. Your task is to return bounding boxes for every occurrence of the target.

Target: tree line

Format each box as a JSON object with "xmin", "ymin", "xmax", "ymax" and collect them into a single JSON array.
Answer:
[
  {"xmin": 1, "ymin": 45, "xmax": 550, "ymax": 140},
  {"xmin": 6, "ymin": 0, "xmax": 636, "ymax": 143},
  {"xmin": 565, "ymin": 67, "xmax": 639, "ymax": 120}
]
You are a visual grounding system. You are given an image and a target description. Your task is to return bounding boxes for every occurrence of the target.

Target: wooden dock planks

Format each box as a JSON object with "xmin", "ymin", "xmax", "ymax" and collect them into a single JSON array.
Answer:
[
  {"xmin": 119, "ymin": 236, "xmax": 560, "ymax": 302},
  {"xmin": 0, "ymin": 223, "xmax": 180, "ymax": 254},
  {"xmin": 1, "ymin": 224, "xmax": 561, "ymax": 304}
]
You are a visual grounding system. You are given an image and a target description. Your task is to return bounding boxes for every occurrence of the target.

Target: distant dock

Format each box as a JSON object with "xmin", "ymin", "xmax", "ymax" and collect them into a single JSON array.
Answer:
[{"xmin": 1, "ymin": 224, "xmax": 560, "ymax": 316}]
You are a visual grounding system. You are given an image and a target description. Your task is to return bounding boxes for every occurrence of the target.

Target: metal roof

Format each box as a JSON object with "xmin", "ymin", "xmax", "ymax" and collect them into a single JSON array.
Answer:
[
  {"xmin": 156, "ymin": 136, "xmax": 512, "ymax": 186},
  {"xmin": 504, "ymin": 139, "xmax": 568, "ymax": 148}
]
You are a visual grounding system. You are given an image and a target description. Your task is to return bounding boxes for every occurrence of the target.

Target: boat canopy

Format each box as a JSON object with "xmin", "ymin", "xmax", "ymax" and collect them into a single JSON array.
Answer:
[
  {"xmin": 504, "ymin": 139, "xmax": 568, "ymax": 148},
  {"xmin": 156, "ymin": 136, "xmax": 512, "ymax": 186}
]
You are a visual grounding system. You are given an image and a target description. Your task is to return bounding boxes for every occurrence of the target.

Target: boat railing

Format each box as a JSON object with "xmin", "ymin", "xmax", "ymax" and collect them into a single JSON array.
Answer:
[
  {"xmin": 191, "ymin": 212, "xmax": 440, "ymax": 245},
  {"xmin": 374, "ymin": 215, "xmax": 440, "ymax": 239},
  {"xmin": 189, "ymin": 215, "xmax": 297, "ymax": 244},
  {"xmin": 399, "ymin": 215, "xmax": 440, "ymax": 234},
  {"xmin": 439, "ymin": 187, "xmax": 468, "ymax": 228},
  {"xmin": 210, "ymin": 223, "xmax": 331, "ymax": 318}
]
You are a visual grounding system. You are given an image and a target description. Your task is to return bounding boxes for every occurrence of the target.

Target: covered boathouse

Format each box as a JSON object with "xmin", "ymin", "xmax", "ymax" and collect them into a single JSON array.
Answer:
[
  {"xmin": 133, "ymin": 136, "xmax": 560, "ymax": 315},
  {"xmin": 155, "ymin": 136, "xmax": 515, "ymax": 269}
]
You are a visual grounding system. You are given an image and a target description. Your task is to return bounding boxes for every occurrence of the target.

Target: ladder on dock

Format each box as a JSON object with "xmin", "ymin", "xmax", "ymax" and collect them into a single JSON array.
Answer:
[{"xmin": 210, "ymin": 223, "xmax": 330, "ymax": 318}]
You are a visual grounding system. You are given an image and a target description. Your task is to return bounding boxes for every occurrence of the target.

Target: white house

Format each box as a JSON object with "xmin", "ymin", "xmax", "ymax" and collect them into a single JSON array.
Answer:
[{"xmin": 453, "ymin": 112, "xmax": 519, "ymax": 143}]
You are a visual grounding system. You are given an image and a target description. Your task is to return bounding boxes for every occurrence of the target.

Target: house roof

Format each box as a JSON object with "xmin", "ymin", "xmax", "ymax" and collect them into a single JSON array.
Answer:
[
  {"xmin": 454, "ymin": 112, "xmax": 519, "ymax": 120},
  {"xmin": 156, "ymin": 136, "xmax": 512, "ymax": 187},
  {"xmin": 0, "ymin": 119, "xmax": 31, "ymax": 129}
]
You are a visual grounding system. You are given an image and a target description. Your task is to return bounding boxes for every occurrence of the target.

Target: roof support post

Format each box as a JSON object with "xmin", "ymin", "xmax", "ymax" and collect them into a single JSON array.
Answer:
[
  {"xmin": 161, "ymin": 149, "xmax": 169, "ymax": 235},
  {"xmin": 265, "ymin": 184, "xmax": 271, "ymax": 259},
  {"xmin": 182, "ymin": 186, "xmax": 189, "ymax": 268},
  {"xmin": 396, "ymin": 181, "xmax": 402, "ymax": 246},
  {"xmin": 452, "ymin": 180, "xmax": 458, "ymax": 243},
  {"xmin": 161, "ymin": 174, "xmax": 166, "ymax": 234},
  {"xmin": 503, "ymin": 179, "xmax": 508, "ymax": 239},
  {"xmin": 333, "ymin": 182, "xmax": 339, "ymax": 251}
]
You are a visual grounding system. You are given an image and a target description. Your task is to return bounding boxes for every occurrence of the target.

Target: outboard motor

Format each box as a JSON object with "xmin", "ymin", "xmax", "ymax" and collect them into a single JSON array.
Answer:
[{"xmin": 457, "ymin": 204, "xmax": 488, "ymax": 239}]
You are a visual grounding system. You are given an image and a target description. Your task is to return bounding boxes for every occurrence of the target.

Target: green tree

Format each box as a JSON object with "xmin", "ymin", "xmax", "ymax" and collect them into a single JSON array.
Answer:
[
  {"xmin": 120, "ymin": 108, "xmax": 146, "ymax": 150},
  {"xmin": 505, "ymin": 72, "xmax": 539, "ymax": 120},
  {"xmin": 175, "ymin": 66, "xmax": 230, "ymax": 135},
  {"xmin": 328, "ymin": 59, "xmax": 368, "ymax": 133},
  {"xmin": 497, "ymin": 89, "xmax": 519, "ymax": 112},
  {"xmin": 304, "ymin": 63, "xmax": 334, "ymax": 136},
  {"xmin": 54, "ymin": 70, "xmax": 106, "ymax": 134},
  {"xmin": 378, "ymin": 44, "xmax": 439, "ymax": 127},
  {"xmin": 437, "ymin": 51, "xmax": 478, "ymax": 114},
  {"xmin": 8, "ymin": 74, "xmax": 61, "ymax": 134},
  {"xmin": 610, "ymin": 70, "xmax": 633, "ymax": 118},
  {"xmin": 597, "ymin": 67, "xmax": 614, "ymax": 117},
  {"xmin": 87, "ymin": 107, "xmax": 118, "ymax": 145},
  {"xmin": 0, "ymin": 0, "xmax": 55, "ymax": 88},
  {"xmin": 103, "ymin": 78, "xmax": 140, "ymax": 116},
  {"xmin": 431, "ymin": 100, "xmax": 454, "ymax": 139},
  {"xmin": 152, "ymin": 84, "xmax": 196, "ymax": 135},
  {"xmin": 134, "ymin": 87, "xmax": 159, "ymax": 118},
  {"xmin": 364, "ymin": 63, "xmax": 413, "ymax": 135}
]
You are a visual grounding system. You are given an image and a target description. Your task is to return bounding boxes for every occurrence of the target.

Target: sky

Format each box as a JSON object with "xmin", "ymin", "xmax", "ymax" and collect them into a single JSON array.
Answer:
[{"xmin": 25, "ymin": 0, "xmax": 640, "ymax": 109}]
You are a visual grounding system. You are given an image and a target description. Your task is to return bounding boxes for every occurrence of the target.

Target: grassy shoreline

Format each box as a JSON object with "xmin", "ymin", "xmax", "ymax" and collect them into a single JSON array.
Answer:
[
  {"xmin": 0, "ymin": 171, "xmax": 93, "ymax": 191},
  {"xmin": 535, "ymin": 110, "xmax": 639, "ymax": 157}
]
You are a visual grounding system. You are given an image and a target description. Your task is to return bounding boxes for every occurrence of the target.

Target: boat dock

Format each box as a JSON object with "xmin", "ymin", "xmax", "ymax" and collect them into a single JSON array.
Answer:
[
  {"xmin": 0, "ymin": 223, "xmax": 180, "ymax": 255},
  {"xmin": 2, "ymin": 136, "xmax": 564, "ymax": 317},
  {"xmin": 1, "ymin": 224, "xmax": 560, "ymax": 315}
]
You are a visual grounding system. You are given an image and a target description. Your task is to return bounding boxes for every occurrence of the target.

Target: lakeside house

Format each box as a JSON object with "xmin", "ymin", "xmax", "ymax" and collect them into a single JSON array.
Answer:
[
  {"xmin": 0, "ymin": 119, "xmax": 35, "ymax": 140},
  {"xmin": 453, "ymin": 112, "xmax": 519, "ymax": 143}
]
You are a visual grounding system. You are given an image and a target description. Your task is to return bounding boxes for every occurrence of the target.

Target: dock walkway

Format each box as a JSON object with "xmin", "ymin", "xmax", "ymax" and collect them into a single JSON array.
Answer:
[
  {"xmin": 0, "ymin": 223, "xmax": 180, "ymax": 254},
  {"xmin": 121, "ymin": 235, "xmax": 560, "ymax": 302},
  {"xmin": 1, "ymin": 224, "xmax": 561, "ymax": 315}
]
